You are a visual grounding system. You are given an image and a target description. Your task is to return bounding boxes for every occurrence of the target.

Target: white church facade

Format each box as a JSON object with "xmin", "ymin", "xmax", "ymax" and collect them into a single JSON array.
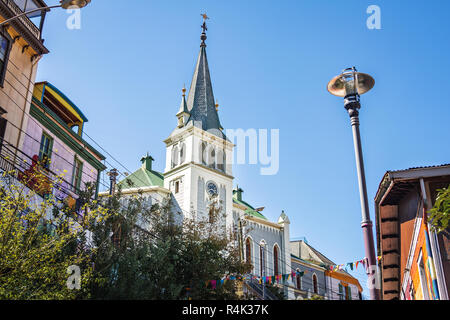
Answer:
[{"xmin": 108, "ymin": 19, "xmax": 361, "ymax": 300}]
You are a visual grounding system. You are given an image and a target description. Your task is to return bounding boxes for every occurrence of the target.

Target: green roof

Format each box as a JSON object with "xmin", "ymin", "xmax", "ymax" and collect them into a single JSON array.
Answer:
[
  {"xmin": 117, "ymin": 166, "xmax": 164, "ymax": 189},
  {"xmin": 232, "ymin": 190, "xmax": 267, "ymax": 220}
]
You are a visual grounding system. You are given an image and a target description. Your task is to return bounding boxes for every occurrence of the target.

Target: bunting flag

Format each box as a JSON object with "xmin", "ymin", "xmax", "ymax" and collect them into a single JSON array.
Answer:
[{"xmin": 206, "ymin": 255, "xmax": 373, "ymax": 289}]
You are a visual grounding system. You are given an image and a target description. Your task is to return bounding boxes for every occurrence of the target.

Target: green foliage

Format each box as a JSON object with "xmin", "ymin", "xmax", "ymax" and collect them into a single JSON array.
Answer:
[
  {"xmin": 88, "ymin": 192, "xmax": 250, "ymax": 300},
  {"xmin": 265, "ymin": 283, "xmax": 285, "ymax": 300},
  {"xmin": 429, "ymin": 186, "xmax": 450, "ymax": 234},
  {"xmin": 1, "ymin": 165, "xmax": 250, "ymax": 300},
  {"xmin": 0, "ymin": 169, "xmax": 108, "ymax": 300}
]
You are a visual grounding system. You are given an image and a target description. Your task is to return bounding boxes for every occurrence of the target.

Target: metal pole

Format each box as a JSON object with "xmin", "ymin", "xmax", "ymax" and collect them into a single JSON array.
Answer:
[
  {"xmin": 345, "ymin": 95, "xmax": 380, "ymax": 300},
  {"xmin": 108, "ymin": 168, "xmax": 118, "ymax": 196},
  {"xmin": 0, "ymin": 5, "xmax": 61, "ymax": 27}
]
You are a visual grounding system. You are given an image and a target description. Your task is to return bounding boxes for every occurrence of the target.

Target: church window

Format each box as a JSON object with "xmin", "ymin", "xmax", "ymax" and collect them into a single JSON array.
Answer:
[
  {"xmin": 296, "ymin": 269, "xmax": 301, "ymax": 290},
  {"xmin": 208, "ymin": 147, "xmax": 215, "ymax": 169},
  {"xmin": 171, "ymin": 146, "xmax": 179, "ymax": 168},
  {"xmin": 313, "ymin": 274, "xmax": 318, "ymax": 294},
  {"xmin": 180, "ymin": 143, "xmax": 186, "ymax": 164},
  {"xmin": 259, "ymin": 242, "xmax": 266, "ymax": 277},
  {"xmin": 245, "ymin": 238, "xmax": 252, "ymax": 264},
  {"xmin": 175, "ymin": 181, "xmax": 180, "ymax": 194},
  {"xmin": 217, "ymin": 149, "xmax": 225, "ymax": 172},
  {"xmin": 200, "ymin": 142, "xmax": 207, "ymax": 165},
  {"xmin": 273, "ymin": 244, "xmax": 279, "ymax": 275}
]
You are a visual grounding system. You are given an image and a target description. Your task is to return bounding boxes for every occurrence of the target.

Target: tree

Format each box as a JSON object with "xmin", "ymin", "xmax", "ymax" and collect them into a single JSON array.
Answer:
[
  {"xmin": 429, "ymin": 186, "xmax": 450, "ymax": 235},
  {"xmin": 0, "ymin": 166, "xmax": 108, "ymax": 300},
  {"xmin": 88, "ymin": 191, "xmax": 251, "ymax": 300}
]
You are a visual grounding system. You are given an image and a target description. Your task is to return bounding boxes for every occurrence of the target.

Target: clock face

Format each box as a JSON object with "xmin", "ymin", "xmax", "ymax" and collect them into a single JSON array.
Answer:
[{"xmin": 207, "ymin": 182, "xmax": 218, "ymax": 196}]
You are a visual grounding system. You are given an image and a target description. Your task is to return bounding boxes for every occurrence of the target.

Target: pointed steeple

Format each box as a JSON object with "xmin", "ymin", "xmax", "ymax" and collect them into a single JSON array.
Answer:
[
  {"xmin": 177, "ymin": 86, "xmax": 190, "ymax": 127},
  {"xmin": 185, "ymin": 16, "xmax": 224, "ymax": 137}
]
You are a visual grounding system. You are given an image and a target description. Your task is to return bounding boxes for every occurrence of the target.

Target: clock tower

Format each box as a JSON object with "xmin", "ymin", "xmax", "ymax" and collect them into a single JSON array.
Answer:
[{"xmin": 163, "ymin": 19, "xmax": 234, "ymax": 230}]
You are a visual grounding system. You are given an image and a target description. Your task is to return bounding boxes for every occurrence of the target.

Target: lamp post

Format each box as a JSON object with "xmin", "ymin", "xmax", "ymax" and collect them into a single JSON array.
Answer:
[
  {"xmin": 0, "ymin": 0, "xmax": 91, "ymax": 27},
  {"xmin": 327, "ymin": 67, "xmax": 380, "ymax": 300}
]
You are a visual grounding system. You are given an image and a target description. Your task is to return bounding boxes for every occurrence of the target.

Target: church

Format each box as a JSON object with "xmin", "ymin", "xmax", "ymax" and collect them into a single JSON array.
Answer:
[{"xmin": 112, "ymin": 18, "xmax": 361, "ymax": 300}]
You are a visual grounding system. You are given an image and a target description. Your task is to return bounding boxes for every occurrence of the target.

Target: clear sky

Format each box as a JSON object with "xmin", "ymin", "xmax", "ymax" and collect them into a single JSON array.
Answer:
[{"xmin": 36, "ymin": 0, "xmax": 450, "ymax": 297}]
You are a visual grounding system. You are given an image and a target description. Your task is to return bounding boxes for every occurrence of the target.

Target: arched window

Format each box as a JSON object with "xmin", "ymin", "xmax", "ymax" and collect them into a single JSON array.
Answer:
[
  {"xmin": 200, "ymin": 142, "xmax": 207, "ymax": 165},
  {"xmin": 245, "ymin": 238, "xmax": 252, "ymax": 264},
  {"xmin": 296, "ymin": 269, "xmax": 301, "ymax": 290},
  {"xmin": 171, "ymin": 146, "xmax": 179, "ymax": 168},
  {"xmin": 217, "ymin": 149, "xmax": 224, "ymax": 172},
  {"xmin": 180, "ymin": 143, "xmax": 186, "ymax": 164},
  {"xmin": 273, "ymin": 245, "xmax": 279, "ymax": 275},
  {"xmin": 209, "ymin": 147, "xmax": 216, "ymax": 169},
  {"xmin": 259, "ymin": 242, "xmax": 266, "ymax": 277},
  {"xmin": 312, "ymin": 274, "xmax": 318, "ymax": 294}
]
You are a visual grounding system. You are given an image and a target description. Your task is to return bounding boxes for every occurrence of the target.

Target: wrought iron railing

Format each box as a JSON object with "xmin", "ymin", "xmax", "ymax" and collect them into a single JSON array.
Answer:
[
  {"xmin": 0, "ymin": 138, "xmax": 79, "ymax": 200},
  {"xmin": 244, "ymin": 275, "xmax": 279, "ymax": 300},
  {"xmin": 1, "ymin": 0, "xmax": 41, "ymax": 39}
]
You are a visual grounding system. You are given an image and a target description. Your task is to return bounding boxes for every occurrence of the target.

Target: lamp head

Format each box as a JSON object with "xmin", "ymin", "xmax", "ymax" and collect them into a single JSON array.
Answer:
[
  {"xmin": 327, "ymin": 67, "xmax": 375, "ymax": 98},
  {"xmin": 61, "ymin": 0, "xmax": 91, "ymax": 9}
]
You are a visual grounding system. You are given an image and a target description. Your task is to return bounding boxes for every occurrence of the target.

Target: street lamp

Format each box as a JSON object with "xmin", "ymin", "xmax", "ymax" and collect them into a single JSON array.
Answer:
[
  {"xmin": 0, "ymin": 0, "xmax": 91, "ymax": 27},
  {"xmin": 327, "ymin": 67, "xmax": 380, "ymax": 300}
]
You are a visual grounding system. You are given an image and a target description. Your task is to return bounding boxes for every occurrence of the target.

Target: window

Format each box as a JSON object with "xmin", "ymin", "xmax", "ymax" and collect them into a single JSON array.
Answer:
[
  {"xmin": 171, "ymin": 146, "xmax": 179, "ymax": 169},
  {"xmin": 217, "ymin": 149, "xmax": 225, "ymax": 172},
  {"xmin": 209, "ymin": 147, "xmax": 215, "ymax": 169},
  {"xmin": 245, "ymin": 238, "xmax": 252, "ymax": 264},
  {"xmin": 338, "ymin": 283, "xmax": 344, "ymax": 300},
  {"xmin": 180, "ymin": 143, "xmax": 186, "ymax": 164},
  {"xmin": 200, "ymin": 142, "xmax": 207, "ymax": 165},
  {"xmin": 175, "ymin": 180, "xmax": 180, "ymax": 194},
  {"xmin": 0, "ymin": 33, "xmax": 10, "ymax": 87},
  {"xmin": 0, "ymin": 108, "xmax": 6, "ymax": 152},
  {"xmin": 273, "ymin": 245, "xmax": 279, "ymax": 275},
  {"xmin": 346, "ymin": 286, "xmax": 352, "ymax": 300},
  {"xmin": 259, "ymin": 243, "xmax": 266, "ymax": 277},
  {"xmin": 296, "ymin": 269, "xmax": 301, "ymax": 290},
  {"xmin": 72, "ymin": 157, "xmax": 83, "ymax": 192},
  {"xmin": 39, "ymin": 132, "xmax": 53, "ymax": 169},
  {"xmin": 312, "ymin": 274, "xmax": 318, "ymax": 294}
]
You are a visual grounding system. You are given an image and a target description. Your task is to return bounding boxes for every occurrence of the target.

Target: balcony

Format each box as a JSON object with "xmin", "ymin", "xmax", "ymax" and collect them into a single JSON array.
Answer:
[
  {"xmin": 0, "ymin": 138, "xmax": 81, "ymax": 212},
  {"xmin": 0, "ymin": 0, "xmax": 49, "ymax": 54}
]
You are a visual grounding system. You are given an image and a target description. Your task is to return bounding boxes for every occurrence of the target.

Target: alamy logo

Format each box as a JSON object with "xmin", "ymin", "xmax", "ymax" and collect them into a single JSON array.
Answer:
[
  {"xmin": 66, "ymin": 6, "xmax": 82, "ymax": 30},
  {"xmin": 225, "ymin": 128, "xmax": 279, "ymax": 176},
  {"xmin": 66, "ymin": 265, "xmax": 81, "ymax": 290},
  {"xmin": 366, "ymin": 5, "xmax": 381, "ymax": 30}
]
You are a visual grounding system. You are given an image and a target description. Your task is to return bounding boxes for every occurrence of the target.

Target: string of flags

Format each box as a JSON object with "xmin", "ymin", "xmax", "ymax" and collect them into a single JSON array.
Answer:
[
  {"xmin": 328, "ymin": 255, "xmax": 383, "ymax": 272},
  {"xmin": 205, "ymin": 256, "xmax": 383, "ymax": 289}
]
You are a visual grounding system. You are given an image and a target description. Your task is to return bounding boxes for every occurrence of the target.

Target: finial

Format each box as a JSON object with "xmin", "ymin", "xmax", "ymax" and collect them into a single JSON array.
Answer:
[
  {"xmin": 200, "ymin": 13, "xmax": 209, "ymax": 47},
  {"xmin": 182, "ymin": 85, "xmax": 186, "ymax": 97}
]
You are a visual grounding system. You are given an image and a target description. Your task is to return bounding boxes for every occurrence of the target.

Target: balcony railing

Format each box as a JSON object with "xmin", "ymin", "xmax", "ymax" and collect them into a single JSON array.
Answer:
[
  {"xmin": 1, "ymin": 0, "xmax": 41, "ymax": 39},
  {"xmin": 244, "ymin": 275, "xmax": 279, "ymax": 300},
  {"xmin": 0, "ymin": 138, "xmax": 80, "ymax": 204}
]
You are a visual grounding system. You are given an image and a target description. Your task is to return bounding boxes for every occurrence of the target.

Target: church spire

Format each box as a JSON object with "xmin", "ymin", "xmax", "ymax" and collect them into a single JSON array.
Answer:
[
  {"xmin": 177, "ymin": 86, "xmax": 189, "ymax": 127},
  {"xmin": 185, "ymin": 14, "xmax": 224, "ymax": 138}
]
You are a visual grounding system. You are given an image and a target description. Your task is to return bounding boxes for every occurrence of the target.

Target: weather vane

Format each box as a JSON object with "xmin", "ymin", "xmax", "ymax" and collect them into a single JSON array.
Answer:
[
  {"xmin": 201, "ymin": 13, "xmax": 209, "ymax": 33},
  {"xmin": 201, "ymin": 13, "xmax": 209, "ymax": 21}
]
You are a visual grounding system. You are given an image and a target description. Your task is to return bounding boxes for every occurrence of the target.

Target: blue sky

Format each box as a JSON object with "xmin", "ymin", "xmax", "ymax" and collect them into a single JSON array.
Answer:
[{"xmin": 36, "ymin": 0, "xmax": 450, "ymax": 297}]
